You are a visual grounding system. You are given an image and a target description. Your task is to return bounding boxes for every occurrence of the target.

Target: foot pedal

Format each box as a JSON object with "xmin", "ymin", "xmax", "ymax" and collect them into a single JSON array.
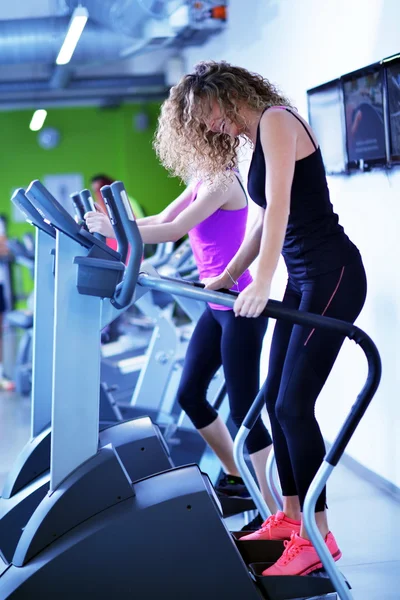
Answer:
[
  {"xmin": 218, "ymin": 494, "xmax": 256, "ymax": 517},
  {"xmin": 232, "ymin": 534, "xmax": 284, "ymax": 564},
  {"xmin": 250, "ymin": 563, "xmax": 340, "ymax": 600}
]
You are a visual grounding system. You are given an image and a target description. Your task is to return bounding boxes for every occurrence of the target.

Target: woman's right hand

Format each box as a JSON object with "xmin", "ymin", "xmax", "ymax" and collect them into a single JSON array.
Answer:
[
  {"xmin": 203, "ymin": 270, "xmax": 233, "ymax": 291},
  {"xmin": 84, "ymin": 206, "xmax": 116, "ymax": 239}
]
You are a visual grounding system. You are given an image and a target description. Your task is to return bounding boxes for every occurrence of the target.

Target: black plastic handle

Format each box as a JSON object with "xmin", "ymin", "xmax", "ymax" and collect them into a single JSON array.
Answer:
[
  {"xmin": 109, "ymin": 181, "xmax": 143, "ymax": 309},
  {"xmin": 100, "ymin": 185, "xmax": 129, "ymax": 263},
  {"xmin": 79, "ymin": 189, "xmax": 96, "ymax": 213},
  {"xmin": 70, "ymin": 192, "xmax": 86, "ymax": 223},
  {"xmin": 25, "ymin": 180, "xmax": 84, "ymax": 244},
  {"xmin": 80, "ymin": 189, "xmax": 106, "ymax": 244},
  {"xmin": 138, "ymin": 272, "xmax": 381, "ymax": 467},
  {"xmin": 11, "ymin": 188, "xmax": 56, "ymax": 238}
]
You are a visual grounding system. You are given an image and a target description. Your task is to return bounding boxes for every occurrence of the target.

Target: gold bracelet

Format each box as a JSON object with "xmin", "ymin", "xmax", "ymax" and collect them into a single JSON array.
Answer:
[{"xmin": 225, "ymin": 268, "xmax": 238, "ymax": 286}]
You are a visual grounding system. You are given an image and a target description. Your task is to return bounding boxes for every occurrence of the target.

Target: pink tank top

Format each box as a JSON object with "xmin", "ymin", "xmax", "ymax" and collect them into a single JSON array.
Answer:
[{"xmin": 188, "ymin": 178, "xmax": 252, "ymax": 311}]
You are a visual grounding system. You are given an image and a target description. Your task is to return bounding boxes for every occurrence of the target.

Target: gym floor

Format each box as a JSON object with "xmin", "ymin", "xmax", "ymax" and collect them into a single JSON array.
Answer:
[{"xmin": 1, "ymin": 390, "xmax": 399, "ymax": 599}]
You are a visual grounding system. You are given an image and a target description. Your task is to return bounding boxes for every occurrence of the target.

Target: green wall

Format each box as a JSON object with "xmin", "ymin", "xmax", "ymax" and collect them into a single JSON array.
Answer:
[{"xmin": 0, "ymin": 102, "xmax": 183, "ymax": 238}]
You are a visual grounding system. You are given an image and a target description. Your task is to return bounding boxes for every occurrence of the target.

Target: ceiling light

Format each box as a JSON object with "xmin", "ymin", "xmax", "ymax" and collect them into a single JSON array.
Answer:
[
  {"xmin": 29, "ymin": 109, "xmax": 47, "ymax": 132},
  {"xmin": 56, "ymin": 6, "xmax": 89, "ymax": 66}
]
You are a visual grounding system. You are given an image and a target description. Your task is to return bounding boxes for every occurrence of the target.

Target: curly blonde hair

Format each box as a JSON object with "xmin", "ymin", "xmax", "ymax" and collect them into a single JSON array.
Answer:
[{"xmin": 154, "ymin": 60, "xmax": 293, "ymax": 185}]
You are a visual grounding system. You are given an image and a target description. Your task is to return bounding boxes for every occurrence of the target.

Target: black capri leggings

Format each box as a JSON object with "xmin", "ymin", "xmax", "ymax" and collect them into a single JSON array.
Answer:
[
  {"xmin": 264, "ymin": 258, "xmax": 367, "ymax": 512},
  {"xmin": 176, "ymin": 305, "xmax": 272, "ymax": 454}
]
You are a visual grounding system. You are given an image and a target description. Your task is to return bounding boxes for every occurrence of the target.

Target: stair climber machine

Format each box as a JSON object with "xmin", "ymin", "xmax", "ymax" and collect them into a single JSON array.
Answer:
[
  {"xmin": 0, "ymin": 185, "xmax": 173, "ymax": 574},
  {"xmin": 2, "ymin": 236, "xmax": 35, "ymax": 393},
  {"xmin": 220, "ymin": 292, "xmax": 380, "ymax": 600},
  {"xmin": 3, "ymin": 187, "xmax": 150, "ymax": 400},
  {"xmin": 134, "ymin": 269, "xmax": 381, "ymax": 600},
  {"xmin": 0, "ymin": 180, "xmax": 381, "ymax": 600}
]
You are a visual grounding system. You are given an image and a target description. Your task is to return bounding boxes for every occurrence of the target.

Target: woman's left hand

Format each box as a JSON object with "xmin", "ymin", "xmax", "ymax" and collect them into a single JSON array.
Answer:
[{"xmin": 233, "ymin": 279, "xmax": 271, "ymax": 318}]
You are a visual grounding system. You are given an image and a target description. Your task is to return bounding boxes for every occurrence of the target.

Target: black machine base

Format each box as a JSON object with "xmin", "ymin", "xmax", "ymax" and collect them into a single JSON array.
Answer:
[
  {"xmin": 0, "ymin": 417, "xmax": 172, "ymax": 566},
  {"xmin": 0, "ymin": 459, "xmax": 262, "ymax": 600}
]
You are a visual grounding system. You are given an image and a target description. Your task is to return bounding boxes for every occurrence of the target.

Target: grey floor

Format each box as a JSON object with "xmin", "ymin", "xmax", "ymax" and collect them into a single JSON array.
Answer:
[{"xmin": 1, "ymin": 389, "xmax": 399, "ymax": 599}]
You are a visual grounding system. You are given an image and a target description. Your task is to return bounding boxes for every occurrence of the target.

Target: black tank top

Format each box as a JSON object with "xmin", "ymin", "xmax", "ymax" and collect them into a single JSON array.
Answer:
[{"xmin": 247, "ymin": 107, "xmax": 360, "ymax": 279}]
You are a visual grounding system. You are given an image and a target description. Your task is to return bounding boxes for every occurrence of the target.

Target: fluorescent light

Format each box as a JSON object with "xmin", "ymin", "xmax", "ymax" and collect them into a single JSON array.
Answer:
[
  {"xmin": 29, "ymin": 109, "xmax": 47, "ymax": 132},
  {"xmin": 56, "ymin": 6, "xmax": 89, "ymax": 66}
]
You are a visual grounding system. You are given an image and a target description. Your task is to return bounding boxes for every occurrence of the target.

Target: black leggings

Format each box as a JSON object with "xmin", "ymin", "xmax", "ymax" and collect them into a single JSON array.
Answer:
[
  {"xmin": 264, "ymin": 258, "xmax": 367, "ymax": 511},
  {"xmin": 176, "ymin": 306, "xmax": 272, "ymax": 454}
]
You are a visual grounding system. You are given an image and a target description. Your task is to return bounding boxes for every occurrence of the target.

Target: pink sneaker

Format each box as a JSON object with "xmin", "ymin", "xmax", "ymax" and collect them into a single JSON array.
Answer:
[
  {"xmin": 240, "ymin": 511, "xmax": 301, "ymax": 541},
  {"xmin": 262, "ymin": 531, "xmax": 342, "ymax": 576}
]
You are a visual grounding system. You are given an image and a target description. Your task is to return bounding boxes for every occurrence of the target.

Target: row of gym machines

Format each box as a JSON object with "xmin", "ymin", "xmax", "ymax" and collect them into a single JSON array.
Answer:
[
  {"xmin": 3, "ymin": 208, "xmax": 238, "ymax": 490},
  {"xmin": 0, "ymin": 180, "xmax": 381, "ymax": 599}
]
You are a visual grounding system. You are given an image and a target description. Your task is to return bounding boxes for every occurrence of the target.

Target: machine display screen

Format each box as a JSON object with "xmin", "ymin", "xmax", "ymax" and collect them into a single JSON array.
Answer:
[
  {"xmin": 386, "ymin": 60, "xmax": 400, "ymax": 160},
  {"xmin": 343, "ymin": 68, "xmax": 386, "ymax": 165}
]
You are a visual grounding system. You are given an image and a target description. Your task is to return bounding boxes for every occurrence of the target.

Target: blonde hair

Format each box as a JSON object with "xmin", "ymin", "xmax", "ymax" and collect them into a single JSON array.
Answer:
[{"xmin": 154, "ymin": 61, "xmax": 293, "ymax": 185}]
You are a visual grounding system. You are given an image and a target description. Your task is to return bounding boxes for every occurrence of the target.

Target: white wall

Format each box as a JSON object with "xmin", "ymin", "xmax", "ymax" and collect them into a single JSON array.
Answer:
[{"xmin": 184, "ymin": 0, "xmax": 400, "ymax": 488}]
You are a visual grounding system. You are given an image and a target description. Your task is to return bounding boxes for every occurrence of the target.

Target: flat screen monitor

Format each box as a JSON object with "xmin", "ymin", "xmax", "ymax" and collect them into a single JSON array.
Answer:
[
  {"xmin": 307, "ymin": 80, "xmax": 347, "ymax": 175},
  {"xmin": 384, "ymin": 57, "xmax": 400, "ymax": 162},
  {"xmin": 343, "ymin": 65, "xmax": 386, "ymax": 168}
]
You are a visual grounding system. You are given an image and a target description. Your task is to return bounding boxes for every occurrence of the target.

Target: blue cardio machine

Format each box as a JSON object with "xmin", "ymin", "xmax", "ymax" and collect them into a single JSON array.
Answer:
[
  {"xmin": 0, "ymin": 185, "xmax": 173, "ymax": 566},
  {"xmin": 0, "ymin": 181, "xmax": 381, "ymax": 600}
]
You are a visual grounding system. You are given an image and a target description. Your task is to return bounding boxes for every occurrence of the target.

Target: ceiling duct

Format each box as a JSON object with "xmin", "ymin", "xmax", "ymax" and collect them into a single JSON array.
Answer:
[
  {"xmin": 0, "ymin": 2, "xmax": 226, "ymax": 68},
  {"xmin": 0, "ymin": 17, "xmax": 133, "ymax": 65}
]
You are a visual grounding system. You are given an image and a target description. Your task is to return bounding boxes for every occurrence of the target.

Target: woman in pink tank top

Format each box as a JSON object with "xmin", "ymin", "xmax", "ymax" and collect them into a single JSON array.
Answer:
[{"xmin": 85, "ymin": 173, "xmax": 276, "ymax": 514}]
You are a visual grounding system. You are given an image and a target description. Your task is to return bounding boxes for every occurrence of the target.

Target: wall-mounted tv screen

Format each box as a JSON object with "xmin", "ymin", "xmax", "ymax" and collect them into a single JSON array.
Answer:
[
  {"xmin": 307, "ymin": 79, "xmax": 347, "ymax": 175},
  {"xmin": 343, "ymin": 65, "xmax": 386, "ymax": 168},
  {"xmin": 384, "ymin": 57, "xmax": 400, "ymax": 162}
]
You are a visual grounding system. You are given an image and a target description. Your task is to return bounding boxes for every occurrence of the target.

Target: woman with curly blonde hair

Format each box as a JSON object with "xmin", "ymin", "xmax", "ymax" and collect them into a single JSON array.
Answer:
[{"xmin": 155, "ymin": 60, "xmax": 367, "ymax": 578}]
